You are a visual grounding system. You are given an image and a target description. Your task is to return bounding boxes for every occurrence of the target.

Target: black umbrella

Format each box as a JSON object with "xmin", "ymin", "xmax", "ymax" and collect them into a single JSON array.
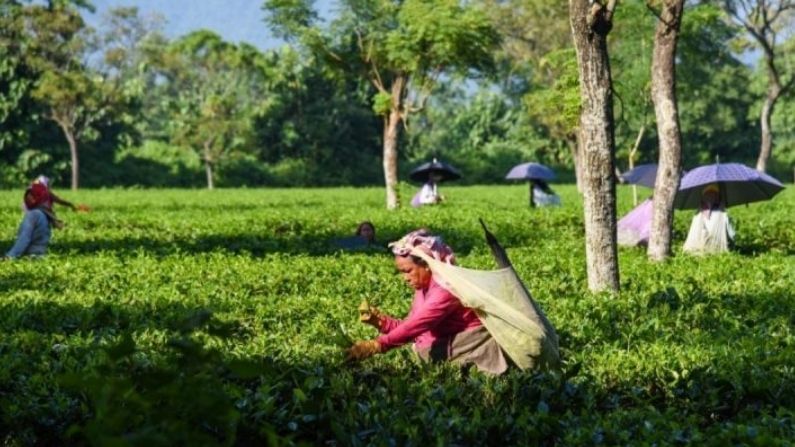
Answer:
[{"xmin": 409, "ymin": 158, "xmax": 462, "ymax": 183}]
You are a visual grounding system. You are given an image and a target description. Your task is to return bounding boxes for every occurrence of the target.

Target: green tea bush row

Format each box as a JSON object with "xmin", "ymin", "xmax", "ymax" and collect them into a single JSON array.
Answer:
[{"xmin": 0, "ymin": 185, "xmax": 792, "ymax": 445}]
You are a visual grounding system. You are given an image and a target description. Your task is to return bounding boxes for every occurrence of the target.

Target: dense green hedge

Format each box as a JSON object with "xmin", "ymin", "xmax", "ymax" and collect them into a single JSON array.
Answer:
[{"xmin": 0, "ymin": 185, "xmax": 792, "ymax": 445}]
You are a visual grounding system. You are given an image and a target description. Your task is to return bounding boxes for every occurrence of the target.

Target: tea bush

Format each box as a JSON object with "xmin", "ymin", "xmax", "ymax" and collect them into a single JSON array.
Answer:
[{"xmin": 0, "ymin": 185, "xmax": 793, "ymax": 445}]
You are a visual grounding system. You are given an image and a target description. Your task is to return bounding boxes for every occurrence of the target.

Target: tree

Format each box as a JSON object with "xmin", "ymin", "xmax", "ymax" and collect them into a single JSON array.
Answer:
[
  {"xmin": 153, "ymin": 31, "xmax": 264, "ymax": 189},
  {"xmin": 524, "ymin": 48, "xmax": 583, "ymax": 189},
  {"xmin": 676, "ymin": 4, "xmax": 756, "ymax": 166},
  {"xmin": 569, "ymin": 0, "xmax": 620, "ymax": 292},
  {"xmin": 251, "ymin": 46, "xmax": 383, "ymax": 186},
  {"xmin": 722, "ymin": 0, "xmax": 795, "ymax": 172},
  {"xmin": 610, "ymin": 0, "xmax": 654, "ymax": 185},
  {"xmin": 477, "ymin": 0, "xmax": 583, "ymax": 188},
  {"xmin": 264, "ymin": 0, "xmax": 500, "ymax": 209},
  {"xmin": 95, "ymin": 6, "xmax": 166, "ymax": 113},
  {"xmin": 0, "ymin": 1, "xmax": 34, "ymax": 160},
  {"xmin": 647, "ymin": 0, "xmax": 686, "ymax": 261},
  {"xmin": 402, "ymin": 86, "xmax": 556, "ymax": 184},
  {"xmin": 477, "ymin": 0, "xmax": 571, "ymax": 95},
  {"xmin": 24, "ymin": 4, "xmax": 112, "ymax": 190}
]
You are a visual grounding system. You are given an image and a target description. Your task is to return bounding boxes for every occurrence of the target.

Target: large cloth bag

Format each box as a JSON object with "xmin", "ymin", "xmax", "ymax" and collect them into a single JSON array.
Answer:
[{"xmin": 410, "ymin": 249, "xmax": 560, "ymax": 371}]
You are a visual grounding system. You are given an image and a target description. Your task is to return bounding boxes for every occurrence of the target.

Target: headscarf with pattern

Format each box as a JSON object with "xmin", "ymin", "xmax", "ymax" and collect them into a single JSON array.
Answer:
[{"xmin": 389, "ymin": 229, "xmax": 456, "ymax": 264}]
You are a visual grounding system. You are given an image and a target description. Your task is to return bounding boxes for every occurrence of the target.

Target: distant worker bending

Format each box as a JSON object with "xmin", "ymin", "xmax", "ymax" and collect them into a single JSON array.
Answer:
[{"xmin": 4, "ymin": 188, "xmax": 54, "ymax": 259}]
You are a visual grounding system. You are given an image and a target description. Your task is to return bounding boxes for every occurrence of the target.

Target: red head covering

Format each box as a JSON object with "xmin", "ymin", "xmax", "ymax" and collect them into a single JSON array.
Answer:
[{"xmin": 24, "ymin": 184, "xmax": 50, "ymax": 209}]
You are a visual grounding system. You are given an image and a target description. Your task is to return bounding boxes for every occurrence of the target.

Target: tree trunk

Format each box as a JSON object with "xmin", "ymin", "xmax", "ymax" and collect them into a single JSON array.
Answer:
[
  {"xmin": 569, "ymin": 0, "xmax": 619, "ymax": 293},
  {"xmin": 628, "ymin": 124, "xmax": 645, "ymax": 206},
  {"xmin": 382, "ymin": 76, "xmax": 405, "ymax": 210},
  {"xmin": 203, "ymin": 143, "xmax": 214, "ymax": 190},
  {"xmin": 205, "ymin": 161, "xmax": 214, "ymax": 190},
  {"xmin": 756, "ymin": 87, "xmax": 780, "ymax": 172},
  {"xmin": 56, "ymin": 120, "xmax": 79, "ymax": 190},
  {"xmin": 569, "ymin": 137, "xmax": 584, "ymax": 193},
  {"xmin": 648, "ymin": 0, "xmax": 685, "ymax": 262}
]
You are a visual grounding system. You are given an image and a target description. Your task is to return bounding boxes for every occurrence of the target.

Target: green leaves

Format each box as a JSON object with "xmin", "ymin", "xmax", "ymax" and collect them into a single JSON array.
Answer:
[
  {"xmin": 0, "ymin": 186, "xmax": 793, "ymax": 444},
  {"xmin": 263, "ymin": 0, "xmax": 318, "ymax": 41},
  {"xmin": 150, "ymin": 32, "xmax": 269, "ymax": 188},
  {"xmin": 331, "ymin": 323, "xmax": 355, "ymax": 348},
  {"xmin": 371, "ymin": 90, "xmax": 392, "ymax": 115}
]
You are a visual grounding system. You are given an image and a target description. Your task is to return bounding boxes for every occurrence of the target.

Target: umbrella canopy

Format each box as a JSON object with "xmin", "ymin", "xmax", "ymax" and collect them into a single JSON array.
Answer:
[
  {"xmin": 620, "ymin": 164, "xmax": 658, "ymax": 188},
  {"xmin": 409, "ymin": 158, "xmax": 462, "ymax": 183},
  {"xmin": 505, "ymin": 162, "xmax": 556, "ymax": 181},
  {"xmin": 674, "ymin": 162, "xmax": 784, "ymax": 209}
]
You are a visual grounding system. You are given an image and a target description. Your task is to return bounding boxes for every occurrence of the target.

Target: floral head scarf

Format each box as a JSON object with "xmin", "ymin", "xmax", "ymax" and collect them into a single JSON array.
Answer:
[{"xmin": 389, "ymin": 229, "xmax": 456, "ymax": 264}]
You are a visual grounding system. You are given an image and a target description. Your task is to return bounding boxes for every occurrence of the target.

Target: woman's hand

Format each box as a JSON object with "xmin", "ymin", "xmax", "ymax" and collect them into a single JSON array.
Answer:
[
  {"xmin": 358, "ymin": 299, "xmax": 383, "ymax": 328},
  {"xmin": 345, "ymin": 340, "xmax": 382, "ymax": 361}
]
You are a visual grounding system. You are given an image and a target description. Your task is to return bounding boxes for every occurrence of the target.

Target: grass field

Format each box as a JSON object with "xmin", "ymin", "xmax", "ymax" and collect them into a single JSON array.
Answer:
[{"xmin": 1, "ymin": 184, "xmax": 793, "ymax": 445}]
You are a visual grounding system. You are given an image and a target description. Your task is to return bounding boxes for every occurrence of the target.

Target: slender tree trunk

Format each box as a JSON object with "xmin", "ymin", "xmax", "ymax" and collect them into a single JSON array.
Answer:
[
  {"xmin": 203, "ymin": 143, "xmax": 214, "ymax": 190},
  {"xmin": 756, "ymin": 87, "xmax": 780, "ymax": 172},
  {"xmin": 628, "ymin": 124, "xmax": 645, "ymax": 206},
  {"xmin": 648, "ymin": 0, "xmax": 685, "ymax": 262},
  {"xmin": 569, "ymin": 0, "xmax": 619, "ymax": 293},
  {"xmin": 205, "ymin": 161, "xmax": 214, "ymax": 190},
  {"xmin": 383, "ymin": 76, "xmax": 405, "ymax": 210},
  {"xmin": 56, "ymin": 119, "xmax": 79, "ymax": 190}
]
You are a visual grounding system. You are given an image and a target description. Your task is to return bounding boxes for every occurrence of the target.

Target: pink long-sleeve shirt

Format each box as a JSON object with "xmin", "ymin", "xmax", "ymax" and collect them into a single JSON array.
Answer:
[{"xmin": 377, "ymin": 279, "xmax": 482, "ymax": 351}]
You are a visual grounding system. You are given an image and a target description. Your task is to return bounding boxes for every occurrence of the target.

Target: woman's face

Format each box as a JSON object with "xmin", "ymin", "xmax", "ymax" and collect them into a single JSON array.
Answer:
[
  {"xmin": 395, "ymin": 255, "xmax": 432, "ymax": 290},
  {"xmin": 23, "ymin": 191, "xmax": 36, "ymax": 209},
  {"xmin": 358, "ymin": 224, "xmax": 375, "ymax": 242},
  {"xmin": 702, "ymin": 190, "xmax": 719, "ymax": 207}
]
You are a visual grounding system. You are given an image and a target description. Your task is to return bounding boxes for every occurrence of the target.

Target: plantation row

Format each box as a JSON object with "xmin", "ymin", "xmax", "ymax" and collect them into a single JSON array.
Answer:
[{"xmin": 1, "ymin": 185, "xmax": 793, "ymax": 445}]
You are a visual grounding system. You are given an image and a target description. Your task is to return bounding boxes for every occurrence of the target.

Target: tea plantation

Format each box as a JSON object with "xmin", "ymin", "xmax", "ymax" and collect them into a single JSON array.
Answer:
[{"xmin": 1, "ymin": 185, "xmax": 793, "ymax": 445}]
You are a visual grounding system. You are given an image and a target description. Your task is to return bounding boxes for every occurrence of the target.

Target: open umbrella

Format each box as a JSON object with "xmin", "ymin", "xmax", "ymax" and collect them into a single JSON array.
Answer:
[
  {"xmin": 674, "ymin": 162, "xmax": 784, "ymax": 209},
  {"xmin": 505, "ymin": 162, "xmax": 557, "ymax": 207},
  {"xmin": 620, "ymin": 164, "xmax": 658, "ymax": 188},
  {"xmin": 505, "ymin": 162, "xmax": 556, "ymax": 181},
  {"xmin": 409, "ymin": 158, "xmax": 462, "ymax": 183}
]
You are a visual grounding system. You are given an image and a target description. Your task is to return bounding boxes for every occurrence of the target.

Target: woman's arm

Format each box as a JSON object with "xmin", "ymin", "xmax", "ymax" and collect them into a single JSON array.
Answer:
[
  {"xmin": 376, "ymin": 286, "xmax": 461, "ymax": 351},
  {"xmin": 378, "ymin": 315, "xmax": 403, "ymax": 334},
  {"xmin": 49, "ymin": 192, "xmax": 76, "ymax": 210}
]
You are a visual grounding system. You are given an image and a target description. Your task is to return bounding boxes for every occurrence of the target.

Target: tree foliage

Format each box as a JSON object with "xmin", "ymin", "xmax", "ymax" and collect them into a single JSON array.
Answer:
[
  {"xmin": 264, "ymin": 0, "xmax": 501, "ymax": 208},
  {"xmin": 0, "ymin": 0, "xmax": 792, "ymax": 188},
  {"xmin": 23, "ymin": 4, "xmax": 118, "ymax": 190},
  {"xmin": 147, "ymin": 31, "xmax": 267, "ymax": 189},
  {"xmin": 720, "ymin": 0, "xmax": 795, "ymax": 171}
]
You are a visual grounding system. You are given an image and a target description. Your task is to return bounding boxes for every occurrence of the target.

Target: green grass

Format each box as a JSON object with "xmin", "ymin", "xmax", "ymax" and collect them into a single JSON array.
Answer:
[{"xmin": 1, "ymin": 184, "xmax": 793, "ymax": 445}]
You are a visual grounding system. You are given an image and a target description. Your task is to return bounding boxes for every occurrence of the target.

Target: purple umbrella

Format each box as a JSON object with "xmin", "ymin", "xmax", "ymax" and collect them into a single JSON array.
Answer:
[
  {"xmin": 674, "ymin": 162, "xmax": 784, "ymax": 209},
  {"xmin": 617, "ymin": 198, "xmax": 654, "ymax": 246},
  {"xmin": 620, "ymin": 164, "xmax": 658, "ymax": 188},
  {"xmin": 505, "ymin": 162, "xmax": 556, "ymax": 181}
]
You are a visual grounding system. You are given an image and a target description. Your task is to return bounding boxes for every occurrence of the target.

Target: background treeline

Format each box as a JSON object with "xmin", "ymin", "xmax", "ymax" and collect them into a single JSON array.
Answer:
[{"xmin": 0, "ymin": 0, "xmax": 793, "ymax": 189}]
